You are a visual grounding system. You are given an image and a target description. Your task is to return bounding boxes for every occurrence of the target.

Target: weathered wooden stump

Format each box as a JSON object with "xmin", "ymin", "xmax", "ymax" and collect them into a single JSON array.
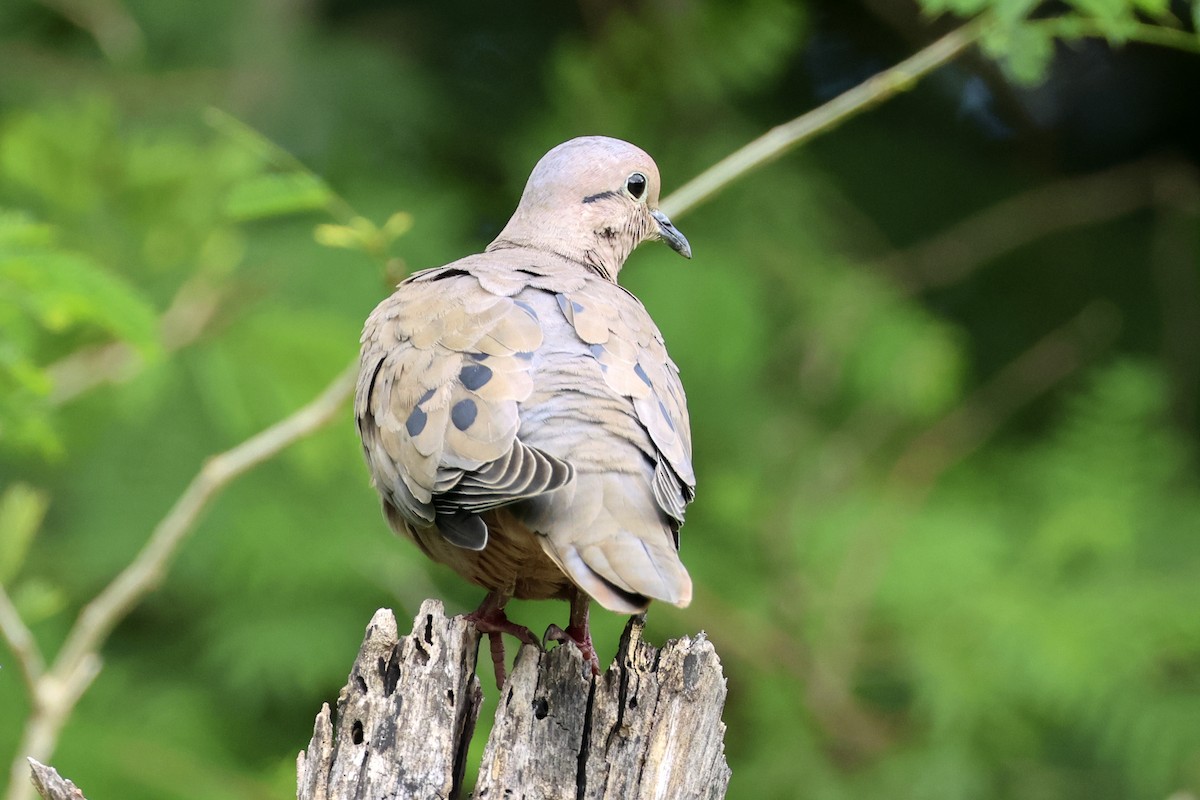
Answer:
[
  {"xmin": 28, "ymin": 599, "xmax": 730, "ymax": 800},
  {"xmin": 298, "ymin": 599, "xmax": 731, "ymax": 800}
]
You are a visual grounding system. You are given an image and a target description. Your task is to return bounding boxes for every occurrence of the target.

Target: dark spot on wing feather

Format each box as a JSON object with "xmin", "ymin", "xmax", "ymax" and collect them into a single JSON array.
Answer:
[
  {"xmin": 459, "ymin": 364, "xmax": 493, "ymax": 391},
  {"xmin": 451, "ymin": 399, "xmax": 478, "ymax": 431},
  {"xmin": 406, "ymin": 406, "xmax": 428, "ymax": 436}
]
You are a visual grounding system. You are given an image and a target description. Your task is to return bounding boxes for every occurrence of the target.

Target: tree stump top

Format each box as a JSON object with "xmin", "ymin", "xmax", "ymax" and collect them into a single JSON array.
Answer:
[{"xmin": 297, "ymin": 600, "xmax": 731, "ymax": 800}]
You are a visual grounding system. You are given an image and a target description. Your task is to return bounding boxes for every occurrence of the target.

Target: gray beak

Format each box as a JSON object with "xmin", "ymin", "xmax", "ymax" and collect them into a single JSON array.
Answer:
[{"xmin": 651, "ymin": 209, "xmax": 691, "ymax": 259}]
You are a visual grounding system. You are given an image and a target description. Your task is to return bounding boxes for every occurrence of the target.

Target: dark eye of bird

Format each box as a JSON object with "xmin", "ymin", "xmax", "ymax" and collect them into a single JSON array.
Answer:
[{"xmin": 625, "ymin": 172, "xmax": 647, "ymax": 200}]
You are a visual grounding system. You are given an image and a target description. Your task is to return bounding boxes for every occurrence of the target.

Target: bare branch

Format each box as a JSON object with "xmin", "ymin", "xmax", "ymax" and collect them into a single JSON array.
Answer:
[
  {"xmin": 889, "ymin": 300, "xmax": 1123, "ymax": 487},
  {"xmin": 880, "ymin": 157, "xmax": 1199, "ymax": 294},
  {"xmin": 32, "ymin": 0, "xmax": 143, "ymax": 63},
  {"xmin": 661, "ymin": 19, "xmax": 984, "ymax": 220},
  {"xmin": 0, "ymin": 584, "xmax": 44, "ymax": 695}
]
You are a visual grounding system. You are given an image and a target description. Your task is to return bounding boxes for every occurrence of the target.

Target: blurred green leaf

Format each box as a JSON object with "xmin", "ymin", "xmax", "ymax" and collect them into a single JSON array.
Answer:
[
  {"xmin": 0, "ymin": 483, "xmax": 49, "ymax": 582},
  {"xmin": 982, "ymin": 19, "xmax": 1057, "ymax": 83},
  {"xmin": 0, "ymin": 247, "xmax": 161, "ymax": 357},
  {"xmin": 313, "ymin": 222, "xmax": 361, "ymax": 249},
  {"xmin": 223, "ymin": 172, "xmax": 332, "ymax": 221},
  {"xmin": 917, "ymin": 0, "xmax": 993, "ymax": 15},
  {"xmin": 10, "ymin": 576, "xmax": 67, "ymax": 624},
  {"xmin": 1127, "ymin": 0, "xmax": 1170, "ymax": 17}
]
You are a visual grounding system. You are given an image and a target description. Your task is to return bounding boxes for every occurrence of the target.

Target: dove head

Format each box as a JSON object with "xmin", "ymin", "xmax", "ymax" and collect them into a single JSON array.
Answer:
[{"xmin": 489, "ymin": 136, "xmax": 691, "ymax": 281}]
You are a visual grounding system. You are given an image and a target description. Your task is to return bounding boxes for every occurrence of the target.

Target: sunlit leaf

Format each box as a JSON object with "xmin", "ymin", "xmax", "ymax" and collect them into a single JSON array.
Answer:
[
  {"xmin": 1129, "ymin": 0, "xmax": 1170, "ymax": 17},
  {"xmin": 983, "ymin": 20, "xmax": 1057, "ymax": 84},
  {"xmin": 11, "ymin": 576, "xmax": 67, "ymax": 624},
  {"xmin": 382, "ymin": 211, "xmax": 414, "ymax": 241},
  {"xmin": 313, "ymin": 223, "xmax": 361, "ymax": 249},
  {"xmin": 223, "ymin": 172, "xmax": 332, "ymax": 221},
  {"xmin": 916, "ymin": 0, "xmax": 993, "ymax": 15}
]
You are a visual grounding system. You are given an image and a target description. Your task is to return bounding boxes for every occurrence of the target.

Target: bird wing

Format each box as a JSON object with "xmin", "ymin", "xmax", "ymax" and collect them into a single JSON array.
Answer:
[
  {"xmin": 552, "ymin": 278, "xmax": 696, "ymax": 527},
  {"xmin": 355, "ymin": 259, "xmax": 575, "ymax": 551}
]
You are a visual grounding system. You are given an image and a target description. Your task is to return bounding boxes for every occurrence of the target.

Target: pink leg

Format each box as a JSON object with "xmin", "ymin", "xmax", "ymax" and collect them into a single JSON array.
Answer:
[
  {"xmin": 465, "ymin": 591, "xmax": 539, "ymax": 688},
  {"xmin": 545, "ymin": 588, "xmax": 600, "ymax": 676}
]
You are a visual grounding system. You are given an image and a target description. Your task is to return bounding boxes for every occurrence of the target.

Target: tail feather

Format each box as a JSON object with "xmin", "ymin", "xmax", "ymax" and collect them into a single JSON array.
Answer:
[{"xmin": 531, "ymin": 472, "xmax": 692, "ymax": 614}]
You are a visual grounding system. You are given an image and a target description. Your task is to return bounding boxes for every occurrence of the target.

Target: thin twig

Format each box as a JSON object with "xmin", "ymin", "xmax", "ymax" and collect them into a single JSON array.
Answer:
[
  {"xmin": 33, "ymin": 0, "xmax": 143, "ymax": 63},
  {"xmin": 661, "ymin": 19, "xmax": 985, "ymax": 220},
  {"xmin": 888, "ymin": 301, "xmax": 1122, "ymax": 486},
  {"xmin": 203, "ymin": 107, "xmax": 360, "ymax": 225},
  {"xmin": 0, "ymin": 584, "xmax": 44, "ymax": 694},
  {"xmin": 879, "ymin": 157, "xmax": 1193, "ymax": 294}
]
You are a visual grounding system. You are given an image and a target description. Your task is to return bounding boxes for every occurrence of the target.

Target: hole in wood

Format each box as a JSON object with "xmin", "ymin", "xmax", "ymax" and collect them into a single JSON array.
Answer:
[
  {"xmin": 383, "ymin": 648, "xmax": 403, "ymax": 695},
  {"xmin": 351, "ymin": 720, "xmax": 364, "ymax": 745},
  {"xmin": 533, "ymin": 698, "xmax": 549, "ymax": 720}
]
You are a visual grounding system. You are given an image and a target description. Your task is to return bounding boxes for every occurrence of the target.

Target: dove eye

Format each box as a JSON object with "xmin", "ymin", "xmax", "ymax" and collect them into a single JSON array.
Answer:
[{"xmin": 625, "ymin": 172, "xmax": 647, "ymax": 201}]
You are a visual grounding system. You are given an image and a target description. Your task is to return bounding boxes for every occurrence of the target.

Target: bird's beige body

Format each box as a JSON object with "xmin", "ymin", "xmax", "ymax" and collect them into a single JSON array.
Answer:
[{"xmin": 355, "ymin": 137, "xmax": 694, "ymax": 666}]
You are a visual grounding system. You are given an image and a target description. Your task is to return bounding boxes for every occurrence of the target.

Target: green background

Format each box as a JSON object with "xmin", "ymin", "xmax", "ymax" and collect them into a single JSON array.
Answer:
[{"xmin": 2, "ymin": 1, "xmax": 1200, "ymax": 797}]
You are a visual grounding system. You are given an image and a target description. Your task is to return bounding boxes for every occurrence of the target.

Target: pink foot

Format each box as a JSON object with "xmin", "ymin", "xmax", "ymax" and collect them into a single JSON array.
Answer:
[
  {"xmin": 465, "ymin": 594, "xmax": 539, "ymax": 688},
  {"xmin": 545, "ymin": 588, "xmax": 600, "ymax": 676}
]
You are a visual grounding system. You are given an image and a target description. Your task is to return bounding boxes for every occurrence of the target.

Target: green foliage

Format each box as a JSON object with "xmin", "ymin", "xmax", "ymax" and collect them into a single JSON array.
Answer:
[
  {"xmin": 918, "ymin": 0, "xmax": 1200, "ymax": 83},
  {"xmin": 1, "ymin": 1, "xmax": 1199, "ymax": 799},
  {"xmin": 0, "ymin": 209, "xmax": 159, "ymax": 455}
]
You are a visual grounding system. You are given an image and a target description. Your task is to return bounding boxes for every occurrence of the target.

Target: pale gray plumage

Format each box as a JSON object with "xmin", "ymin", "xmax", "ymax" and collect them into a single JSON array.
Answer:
[{"xmin": 355, "ymin": 136, "xmax": 694, "ymax": 677}]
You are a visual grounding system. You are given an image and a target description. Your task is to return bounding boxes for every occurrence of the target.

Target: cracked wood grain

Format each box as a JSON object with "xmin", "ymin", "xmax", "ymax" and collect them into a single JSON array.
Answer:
[{"xmin": 300, "ymin": 600, "xmax": 729, "ymax": 800}]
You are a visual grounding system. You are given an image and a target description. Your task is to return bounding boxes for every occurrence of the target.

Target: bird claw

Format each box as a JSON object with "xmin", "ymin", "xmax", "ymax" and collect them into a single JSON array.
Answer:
[
  {"xmin": 545, "ymin": 622, "xmax": 601, "ymax": 676},
  {"xmin": 466, "ymin": 602, "xmax": 541, "ymax": 688}
]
